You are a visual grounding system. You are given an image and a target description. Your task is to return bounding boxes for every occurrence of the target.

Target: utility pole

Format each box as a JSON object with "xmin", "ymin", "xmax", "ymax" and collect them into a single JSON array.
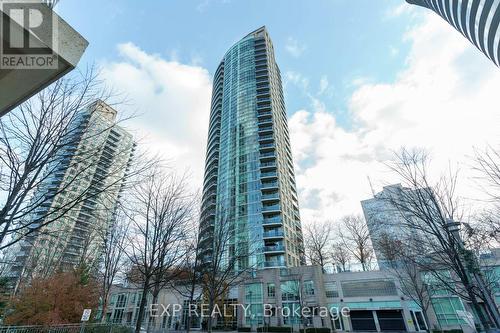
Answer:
[{"xmin": 446, "ymin": 219, "xmax": 500, "ymax": 331}]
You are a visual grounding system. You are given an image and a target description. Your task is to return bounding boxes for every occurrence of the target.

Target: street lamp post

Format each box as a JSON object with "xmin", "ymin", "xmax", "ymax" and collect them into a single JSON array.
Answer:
[{"xmin": 446, "ymin": 219, "xmax": 500, "ymax": 331}]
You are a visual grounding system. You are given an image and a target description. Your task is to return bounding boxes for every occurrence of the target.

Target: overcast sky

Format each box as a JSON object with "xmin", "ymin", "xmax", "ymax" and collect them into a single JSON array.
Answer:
[{"xmin": 58, "ymin": 0, "xmax": 500, "ymax": 224}]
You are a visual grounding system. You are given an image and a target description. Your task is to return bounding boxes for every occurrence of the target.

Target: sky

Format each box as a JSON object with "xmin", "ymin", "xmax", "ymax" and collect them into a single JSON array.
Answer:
[{"xmin": 57, "ymin": 0, "xmax": 500, "ymax": 225}]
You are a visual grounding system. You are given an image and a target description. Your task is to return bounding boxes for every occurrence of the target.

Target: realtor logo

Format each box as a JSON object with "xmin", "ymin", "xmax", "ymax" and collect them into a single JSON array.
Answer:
[{"xmin": 0, "ymin": 0, "xmax": 58, "ymax": 69}]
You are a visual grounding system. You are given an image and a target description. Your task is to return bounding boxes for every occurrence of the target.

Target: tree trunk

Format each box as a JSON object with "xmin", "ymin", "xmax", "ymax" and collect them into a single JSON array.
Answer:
[
  {"xmin": 207, "ymin": 297, "xmax": 214, "ymax": 333},
  {"xmin": 101, "ymin": 297, "xmax": 109, "ymax": 323},
  {"xmin": 147, "ymin": 289, "xmax": 160, "ymax": 333},
  {"xmin": 135, "ymin": 278, "xmax": 150, "ymax": 333},
  {"xmin": 186, "ymin": 276, "xmax": 197, "ymax": 333},
  {"xmin": 467, "ymin": 287, "xmax": 488, "ymax": 331}
]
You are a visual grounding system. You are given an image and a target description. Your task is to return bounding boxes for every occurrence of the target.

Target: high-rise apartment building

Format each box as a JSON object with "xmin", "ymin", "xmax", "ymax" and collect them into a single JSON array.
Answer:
[
  {"xmin": 406, "ymin": 0, "xmax": 500, "ymax": 67},
  {"xmin": 9, "ymin": 101, "xmax": 134, "ymax": 282},
  {"xmin": 198, "ymin": 27, "xmax": 305, "ymax": 269},
  {"xmin": 361, "ymin": 184, "xmax": 426, "ymax": 268}
]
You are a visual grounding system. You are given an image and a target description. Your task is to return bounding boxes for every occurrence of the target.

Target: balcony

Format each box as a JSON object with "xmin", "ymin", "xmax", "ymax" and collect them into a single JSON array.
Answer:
[
  {"xmin": 259, "ymin": 134, "xmax": 273, "ymax": 142},
  {"xmin": 263, "ymin": 244, "xmax": 285, "ymax": 253},
  {"xmin": 264, "ymin": 260, "xmax": 286, "ymax": 268},
  {"xmin": 256, "ymin": 73, "xmax": 268, "ymax": 80},
  {"xmin": 262, "ymin": 192, "xmax": 279, "ymax": 201},
  {"xmin": 258, "ymin": 126, "xmax": 273, "ymax": 134},
  {"xmin": 263, "ymin": 216, "xmax": 282, "ymax": 226},
  {"xmin": 263, "ymin": 230, "xmax": 284, "ymax": 239},
  {"xmin": 257, "ymin": 111, "xmax": 272, "ymax": 118},
  {"xmin": 262, "ymin": 204, "xmax": 281, "ymax": 213},
  {"xmin": 258, "ymin": 119, "xmax": 273, "ymax": 127},
  {"xmin": 261, "ymin": 181, "xmax": 278, "ymax": 190},
  {"xmin": 260, "ymin": 161, "xmax": 277, "ymax": 170},
  {"xmin": 260, "ymin": 152, "xmax": 276, "ymax": 161},
  {"xmin": 204, "ymin": 181, "xmax": 217, "ymax": 192},
  {"xmin": 260, "ymin": 170, "xmax": 277, "ymax": 179},
  {"xmin": 259, "ymin": 143, "xmax": 275, "ymax": 151}
]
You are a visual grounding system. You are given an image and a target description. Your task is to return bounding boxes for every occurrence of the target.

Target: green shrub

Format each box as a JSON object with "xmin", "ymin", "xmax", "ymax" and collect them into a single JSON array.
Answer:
[{"xmin": 238, "ymin": 327, "xmax": 252, "ymax": 332}]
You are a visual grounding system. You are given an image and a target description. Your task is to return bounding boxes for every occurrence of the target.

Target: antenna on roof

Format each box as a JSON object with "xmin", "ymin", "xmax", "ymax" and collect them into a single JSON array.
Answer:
[{"xmin": 367, "ymin": 176, "xmax": 376, "ymax": 197}]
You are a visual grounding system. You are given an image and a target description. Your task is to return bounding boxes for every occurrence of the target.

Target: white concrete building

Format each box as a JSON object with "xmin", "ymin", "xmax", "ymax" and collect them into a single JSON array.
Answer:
[{"xmin": 0, "ymin": 2, "xmax": 88, "ymax": 116}]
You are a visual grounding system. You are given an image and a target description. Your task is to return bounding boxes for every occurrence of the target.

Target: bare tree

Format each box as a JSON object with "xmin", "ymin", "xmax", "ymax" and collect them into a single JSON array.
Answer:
[
  {"xmin": 0, "ymin": 67, "xmax": 134, "ymax": 251},
  {"xmin": 378, "ymin": 233, "xmax": 434, "ymax": 332},
  {"xmin": 126, "ymin": 168, "xmax": 194, "ymax": 333},
  {"xmin": 199, "ymin": 211, "xmax": 257, "ymax": 333},
  {"xmin": 473, "ymin": 146, "xmax": 500, "ymax": 243},
  {"xmin": 167, "ymin": 199, "xmax": 202, "ymax": 333},
  {"xmin": 98, "ymin": 207, "xmax": 130, "ymax": 323},
  {"xmin": 303, "ymin": 221, "xmax": 333, "ymax": 271},
  {"xmin": 338, "ymin": 215, "xmax": 374, "ymax": 271},
  {"xmin": 474, "ymin": 146, "xmax": 500, "ymax": 201},
  {"xmin": 331, "ymin": 241, "xmax": 351, "ymax": 272},
  {"xmin": 383, "ymin": 148, "xmax": 500, "ymax": 330}
]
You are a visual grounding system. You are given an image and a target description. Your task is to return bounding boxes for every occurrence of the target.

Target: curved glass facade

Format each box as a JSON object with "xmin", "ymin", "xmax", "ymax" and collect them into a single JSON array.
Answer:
[
  {"xmin": 199, "ymin": 27, "xmax": 305, "ymax": 269},
  {"xmin": 407, "ymin": 0, "xmax": 500, "ymax": 67}
]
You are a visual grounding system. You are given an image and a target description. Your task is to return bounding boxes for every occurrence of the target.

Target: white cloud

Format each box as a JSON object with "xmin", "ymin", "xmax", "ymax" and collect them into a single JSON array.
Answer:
[
  {"xmin": 100, "ymin": 42, "xmax": 212, "ymax": 189},
  {"xmin": 285, "ymin": 37, "xmax": 307, "ymax": 58},
  {"xmin": 285, "ymin": 70, "xmax": 309, "ymax": 90},
  {"xmin": 384, "ymin": 3, "xmax": 415, "ymax": 19},
  {"xmin": 290, "ymin": 13, "xmax": 500, "ymax": 224}
]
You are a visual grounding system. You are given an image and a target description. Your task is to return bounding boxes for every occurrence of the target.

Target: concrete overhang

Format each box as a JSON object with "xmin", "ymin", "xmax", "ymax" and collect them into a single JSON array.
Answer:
[{"xmin": 0, "ymin": 2, "xmax": 88, "ymax": 117}]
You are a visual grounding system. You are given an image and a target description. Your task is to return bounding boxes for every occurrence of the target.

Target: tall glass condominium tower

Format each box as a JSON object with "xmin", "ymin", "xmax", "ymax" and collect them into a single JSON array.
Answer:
[
  {"xmin": 406, "ymin": 0, "xmax": 500, "ymax": 67},
  {"xmin": 199, "ymin": 27, "xmax": 305, "ymax": 269}
]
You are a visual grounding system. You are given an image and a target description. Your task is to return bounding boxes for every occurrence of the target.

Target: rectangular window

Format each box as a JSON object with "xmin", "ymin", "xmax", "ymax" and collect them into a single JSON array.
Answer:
[
  {"xmin": 116, "ymin": 294, "xmax": 127, "ymax": 308},
  {"xmin": 431, "ymin": 297, "xmax": 466, "ymax": 326},
  {"xmin": 304, "ymin": 280, "xmax": 315, "ymax": 296},
  {"xmin": 325, "ymin": 282, "xmax": 339, "ymax": 298},
  {"xmin": 267, "ymin": 283, "xmax": 276, "ymax": 298},
  {"xmin": 281, "ymin": 280, "xmax": 300, "ymax": 301},
  {"xmin": 245, "ymin": 282, "xmax": 263, "ymax": 324}
]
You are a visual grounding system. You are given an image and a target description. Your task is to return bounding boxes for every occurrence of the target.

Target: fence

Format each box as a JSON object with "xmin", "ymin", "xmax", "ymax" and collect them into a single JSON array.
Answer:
[{"xmin": 0, "ymin": 324, "xmax": 134, "ymax": 333}]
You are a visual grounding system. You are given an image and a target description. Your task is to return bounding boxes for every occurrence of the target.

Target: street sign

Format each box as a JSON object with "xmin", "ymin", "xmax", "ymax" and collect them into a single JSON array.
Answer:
[{"xmin": 81, "ymin": 309, "xmax": 92, "ymax": 322}]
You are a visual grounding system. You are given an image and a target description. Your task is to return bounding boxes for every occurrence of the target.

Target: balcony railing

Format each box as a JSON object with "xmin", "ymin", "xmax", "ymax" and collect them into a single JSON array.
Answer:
[
  {"xmin": 260, "ymin": 152, "xmax": 276, "ymax": 158},
  {"xmin": 263, "ymin": 244, "xmax": 285, "ymax": 252},
  {"xmin": 258, "ymin": 119, "xmax": 273, "ymax": 126},
  {"xmin": 264, "ymin": 260, "xmax": 286, "ymax": 267},
  {"xmin": 263, "ymin": 230, "xmax": 284, "ymax": 238},
  {"xmin": 263, "ymin": 204, "xmax": 281, "ymax": 212},
  {"xmin": 263, "ymin": 218, "xmax": 282, "ymax": 226},
  {"xmin": 259, "ymin": 143, "xmax": 274, "ymax": 149},
  {"xmin": 261, "ymin": 181, "xmax": 278, "ymax": 189},
  {"xmin": 262, "ymin": 193, "xmax": 279, "ymax": 200},
  {"xmin": 258, "ymin": 126, "xmax": 273, "ymax": 133},
  {"xmin": 258, "ymin": 111, "xmax": 272, "ymax": 117},
  {"xmin": 259, "ymin": 134, "xmax": 273, "ymax": 141},
  {"xmin": 261, "ymin": 171, "xmax": 277, "ymax": 178}
]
